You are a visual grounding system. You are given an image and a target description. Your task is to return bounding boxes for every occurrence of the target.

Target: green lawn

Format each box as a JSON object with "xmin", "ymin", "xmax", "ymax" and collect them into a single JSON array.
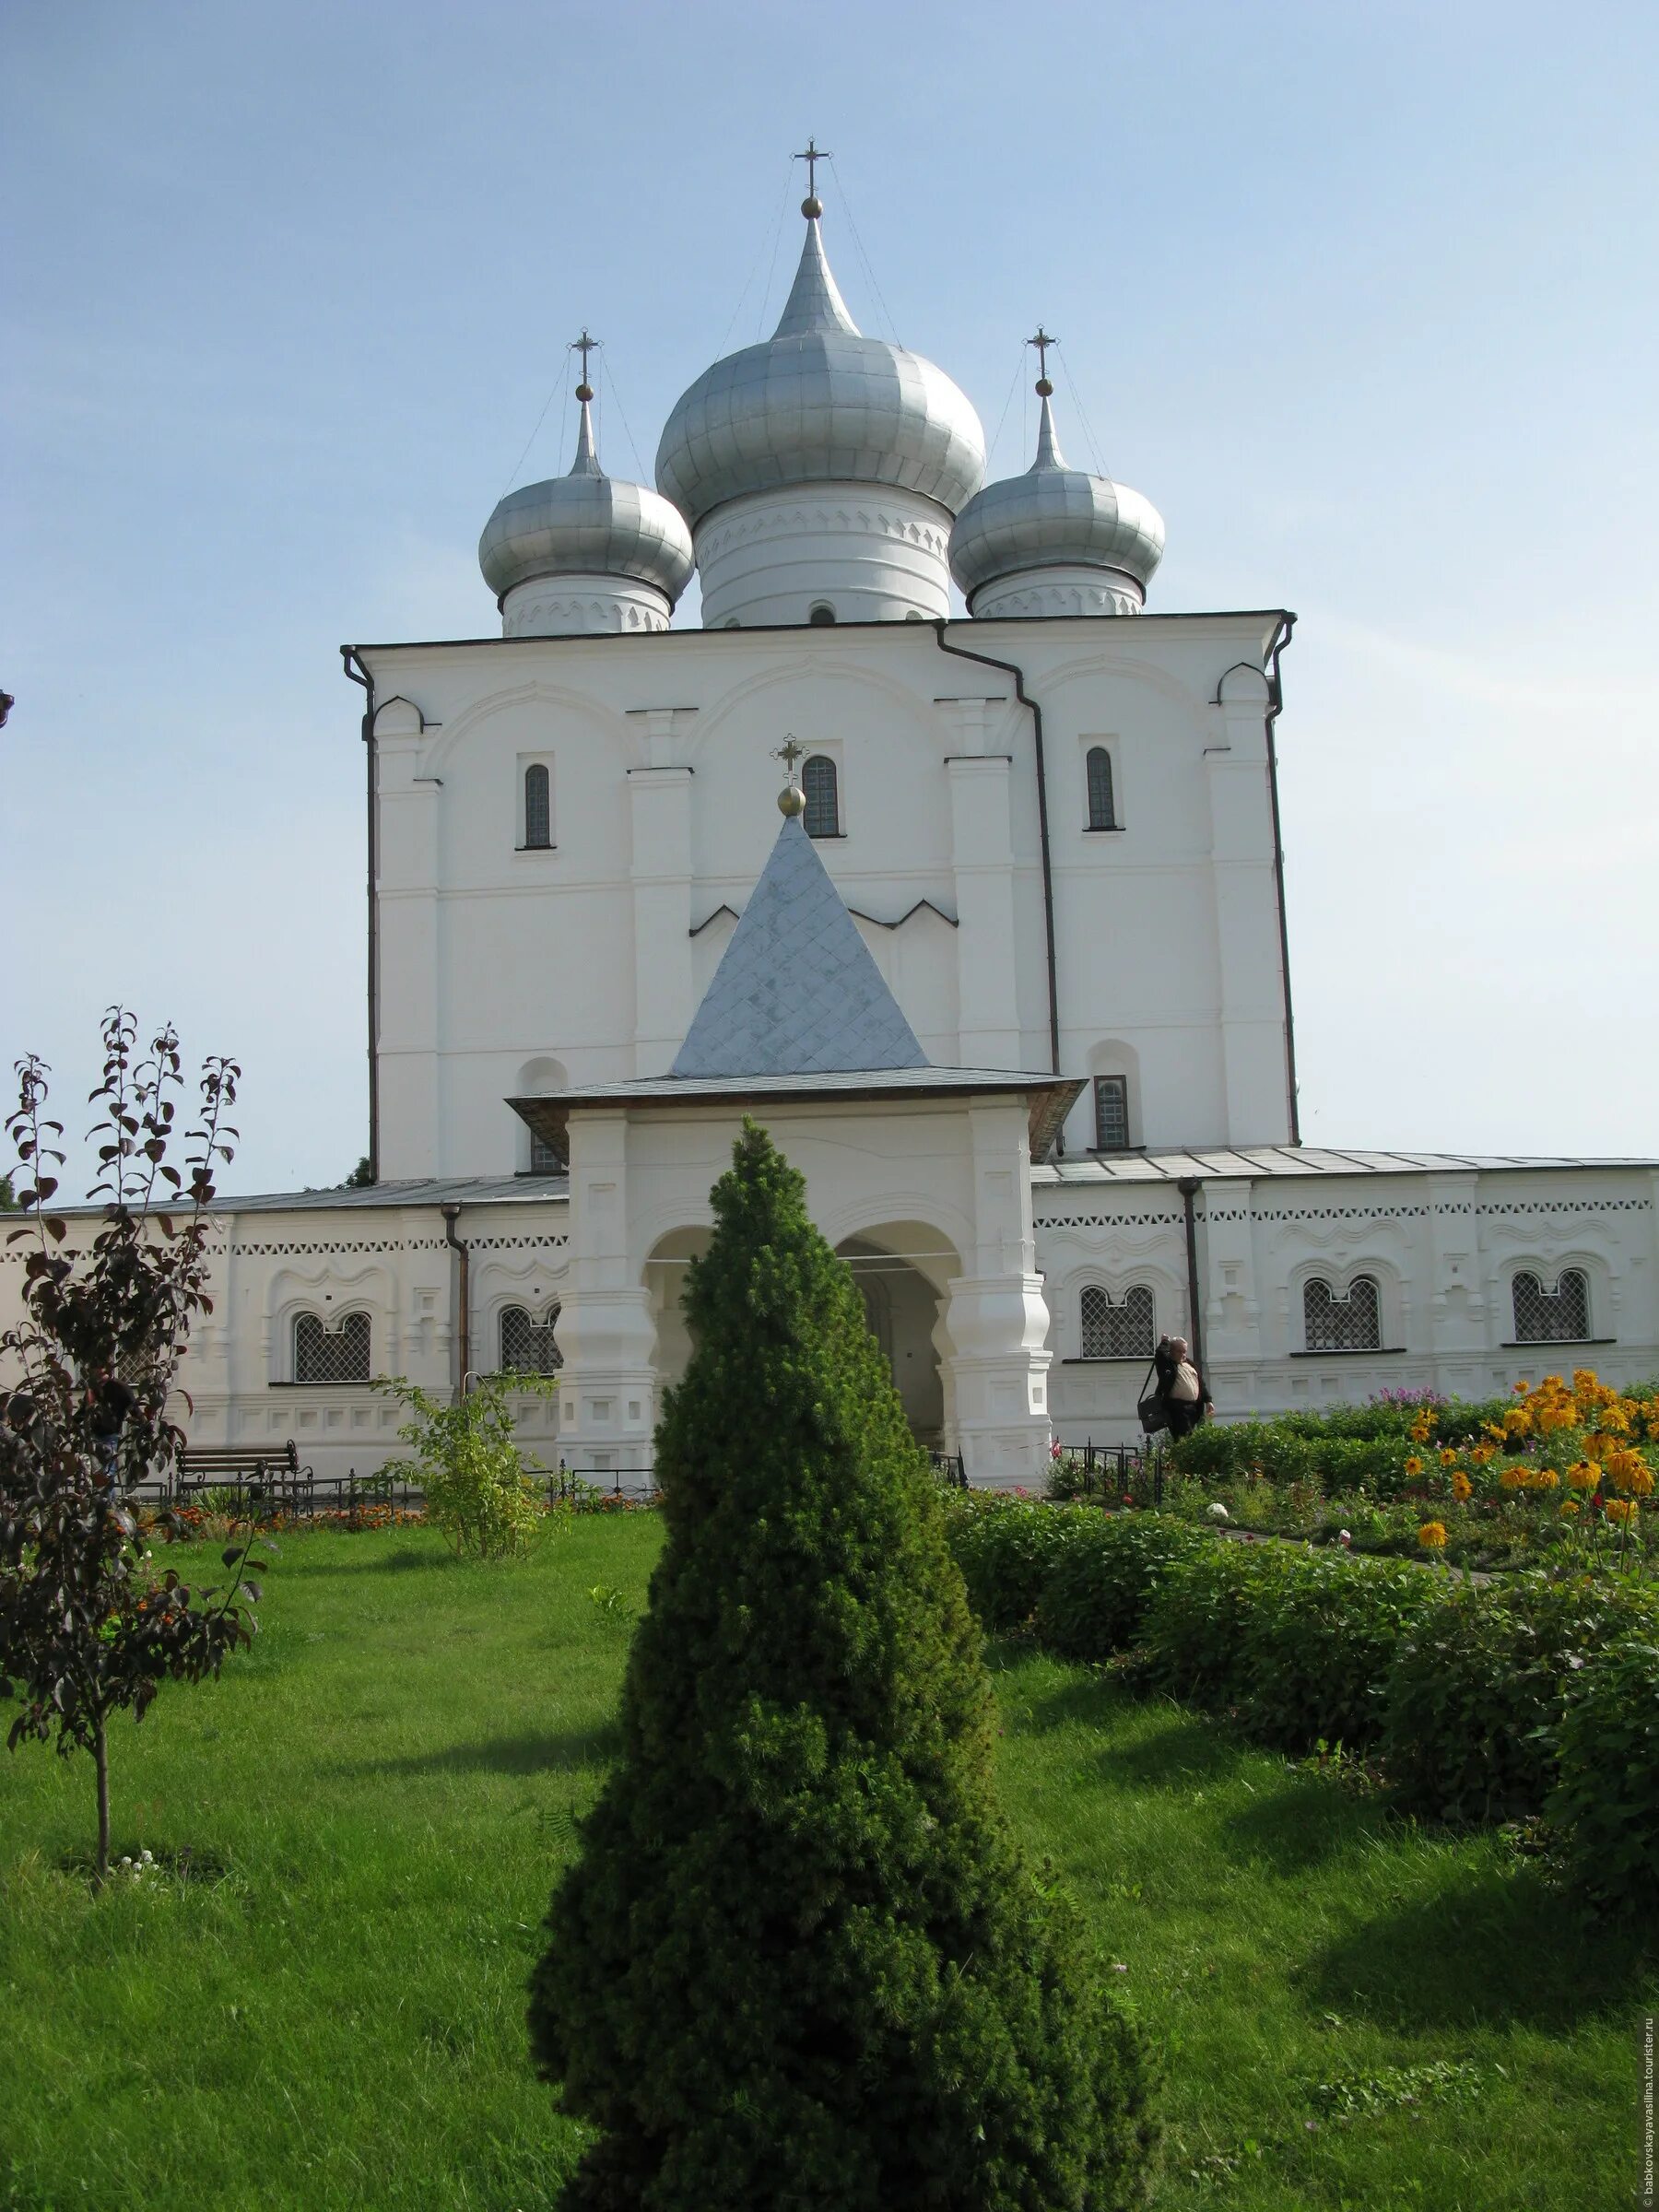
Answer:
[{"xmin": 1, "ymin": 1517, "xmax": 1649, "ymax": 2210}]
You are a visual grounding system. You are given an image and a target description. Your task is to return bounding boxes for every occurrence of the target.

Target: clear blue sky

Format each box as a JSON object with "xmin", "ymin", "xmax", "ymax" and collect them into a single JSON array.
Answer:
[{"xmin": 5, "ymin": 0, "xmax": 1655, "ymax": 1193}]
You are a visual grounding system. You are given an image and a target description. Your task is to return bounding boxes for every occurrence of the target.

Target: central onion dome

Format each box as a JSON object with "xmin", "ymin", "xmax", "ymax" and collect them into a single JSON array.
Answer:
[
  {"xmin": 479, "ymin": 383, "xmax": 693, "ymax": 639},
  {"xmin": 655, "ymin": 195, "xmax": 985, "ymax": 628},
  {"xmin": 949, "ymin": 371, "xmax": 1164, "ymax": 620}
]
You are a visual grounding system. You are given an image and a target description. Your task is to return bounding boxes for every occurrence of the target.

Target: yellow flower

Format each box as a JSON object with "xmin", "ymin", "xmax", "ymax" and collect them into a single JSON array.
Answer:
[
  {"xmin": 1512, "ymin": 1381, "xmax": 1532, "ymax": 1396},
  {"xmin": 1451, "ymin": 1471, "xmax": 1472, "ymax": 1502},
  {"xmin": 1440, "ymin": 1449, "xmax": 1457, "ymax": 1466},
  {"xmin": 1559, "ymin": 1500, "xmax": 1581, "ymax": 1519},
  {"xmin": 1471, "ymin": 1442, "xmax": 1497, "ymax": 1466},
  {"xmin": 1567, "ymin": 1461, "xmax": 1600, "ymax": 1492},
  {"xmin": 1535, "ymin": 1468, "xmax": 1559, "ymax": 1490},
  {"xmin": 1404, "ymin": 1455, "xmax": 1424, "ymax": 1477},
  {"xmin": 1500, "ymin": 1466, "xmax": 1526, "ymax": 1491},
  {"xmin": 1605, "ymin": 1499, "xmax": 1638, "ymax": 1527},
  {"xmin": 1418, "ymin": 1521, "xmax": 1448, "ymax": 1549},
  {"xmin": 1608, "ymin": 1451, "xmax": 1656, "ymax": 1497}
]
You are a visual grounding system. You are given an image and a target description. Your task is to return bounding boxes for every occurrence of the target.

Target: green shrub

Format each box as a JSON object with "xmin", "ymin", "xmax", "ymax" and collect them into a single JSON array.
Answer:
[
  {"xmin": 1141, "ymin": 1540, "xmax": 1277, "ymax": 1706},
  {"xmin": 375, "ymin": 1371, "xmax": 554, "ymax": 1559},
  {"xmin": 943, "ymin": 1493, "xmax": 1093, "ymax": 1630},
  {"xmin": 530, "ymin": 1125, "xmax": 1156, "ymax": 2211},
  {"xmin": 1036, "ymin": 1515, "xmax": 1205, "ymax": 1664},
  {"xmin": 1548, "ymin": 1639, "xmax": 1659, "ymax": 1913},
  {"xmin": 1384, "ymin": 1575, "xmax": 1658, "ymax": 1824},
  {"xmin": 1238, "ymin": 1549, "xmax": 1433, "ymax": 1750}
]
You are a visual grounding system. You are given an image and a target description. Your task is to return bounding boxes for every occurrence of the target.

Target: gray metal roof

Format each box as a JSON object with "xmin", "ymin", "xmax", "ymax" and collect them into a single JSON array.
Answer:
[
  {"xmin": 210, "ymin": 1174, "xmax": 570, "ymax": 1214},
  {"xmin": 673, "ymin": 813, "xmax": 929, "ymax": 1078},
  {"xmin": 1034, "ymin": 1147, "xmax": 1658, "ymax": 1187}
]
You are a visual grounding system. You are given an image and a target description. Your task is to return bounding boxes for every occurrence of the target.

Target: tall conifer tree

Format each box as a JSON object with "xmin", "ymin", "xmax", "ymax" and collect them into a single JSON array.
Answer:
[{"xmin": 531, "ymin": 1123, "xmax": 1154, "ymax": 2209}]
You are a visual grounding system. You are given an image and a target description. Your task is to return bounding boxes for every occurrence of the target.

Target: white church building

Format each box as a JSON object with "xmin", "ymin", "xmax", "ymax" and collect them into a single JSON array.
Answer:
[{"xmin": 15, "ymin": 179, "xmax": 1656, "ymax": 1487}]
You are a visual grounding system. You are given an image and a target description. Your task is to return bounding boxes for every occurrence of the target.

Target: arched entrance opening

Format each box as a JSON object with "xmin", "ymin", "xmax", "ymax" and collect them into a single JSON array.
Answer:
[
  {"xmin": 834, "ymin": 1224, "xmax": 960, "ymax": 1449},
  {"xmin": 642, "ymin": 1225, "xmax": 713, "ymax": 1399}
]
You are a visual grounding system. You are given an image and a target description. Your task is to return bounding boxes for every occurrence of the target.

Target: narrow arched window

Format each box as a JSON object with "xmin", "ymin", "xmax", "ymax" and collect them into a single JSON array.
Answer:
[
  {"xmin": 529, "ymin": 1130, "xmax": 562, "ymax": 1175},
  {"xmin": 803, "ymin": 754, "xmax": 840, "ymax": 838},
  {"xmin": 294, "ymin": 1310, "xmax": 371, "ymax": 1383},
  {"xmin": 1512, "ymin": 1268, "xmax": 1590, "ymax": 1343},
  {"xmin": 524, "ymin": 763, "xmax": 551, "ymax": 850},
  {"xmin": 500, "ymin": 1303, "xmax": 562, "ymax": 1374},
  {"xmin": 1093, "ymin": 1075, "xmax": 1130, "ymax": 1151},
  {"xmin": 1086, "ymin": 747, "xmax": 1116, "ymax": 830},
  {"xmin": 1080, "ymin": 1284, "xmax": 1155, "ymax": 1359},
  {"xmin": 1303, "ymin": 1276, "xmax": 1382, "ymax": 1352}
]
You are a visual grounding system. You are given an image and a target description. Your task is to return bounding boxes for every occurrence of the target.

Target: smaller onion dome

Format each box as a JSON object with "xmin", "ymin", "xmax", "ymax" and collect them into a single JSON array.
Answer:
[
  {"xmin": 479, "ymin": 387, "xmax": 694, "ymax": 636},
  {"xmin": 948, "ymin": 376, "xmax": 1164, "ymax": 618}
]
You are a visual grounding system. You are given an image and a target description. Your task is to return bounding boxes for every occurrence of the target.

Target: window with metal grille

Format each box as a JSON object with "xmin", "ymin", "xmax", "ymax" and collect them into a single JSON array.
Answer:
[
  {"xmin": 524, "ymin": 762, "xmax": 552, "ymax": 849},
  {"xmin": 1079, "ymin": 1283, "xmax": 1155, "ymax": 1359},
  {"xmin": 293, "ymin": 1310, "xmax": 371, "ymax": 1383},
  {"xmin": 529, "ymin": 1129, "xmax": 563, "ymax": 1174},
  {"xmin": 803, "ymin": 753, "xmax": 840, "ymax": 838},
  {"xmin": 1086, "ymin": 747, "xmax": 1116, "ymax": 830},
  {"xmin": 499, "ymin": 1303, "xmax": 562, "ymax": 1374},
  {"xmin": 1512, "ymin": 1268, "xmax": 1591, "ymax": 1343},
  {"xmin": 1303, "ymin": 1276, "xmax": 1382, "ymax": 1352},
  {"xmin": 1093, "ymin": 1075, "xmax": 1130, "ymax": 1151}
]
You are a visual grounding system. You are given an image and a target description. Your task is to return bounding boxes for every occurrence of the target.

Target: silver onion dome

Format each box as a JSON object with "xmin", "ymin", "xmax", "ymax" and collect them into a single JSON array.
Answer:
[
  {"xmin": 654, "ymin": 206, "xmax": 985, "ymax": 525},
  {"xmin": 949, "ymin": 390, "xmax": 1165, "ymax": 606},
  {"xmin": 479, "ymin": 397, "xmax": 695, "ymax": 606}
]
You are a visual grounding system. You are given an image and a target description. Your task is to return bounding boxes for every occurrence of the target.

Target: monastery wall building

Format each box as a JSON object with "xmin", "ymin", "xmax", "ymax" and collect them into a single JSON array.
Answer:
[{"xmin": 9, "ymin": 180, "xmax": 1655, "ymax": 1487}]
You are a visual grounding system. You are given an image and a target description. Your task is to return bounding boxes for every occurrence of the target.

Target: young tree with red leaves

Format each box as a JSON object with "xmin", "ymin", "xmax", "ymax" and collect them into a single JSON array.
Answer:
[{"xmin": 0, "ymin": 1010, "xmax": 265, "ymax": 1883}]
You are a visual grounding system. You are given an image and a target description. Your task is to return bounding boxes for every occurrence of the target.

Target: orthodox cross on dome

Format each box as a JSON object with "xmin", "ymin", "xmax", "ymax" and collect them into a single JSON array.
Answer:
[
  {"xmin": 569, "ymin": 327, "xmax": 601, "ymax": 402},
  {"xmin": 1027, "ymin": 325, "xmax": 1058, "ymax": 396},
  {"xmin": 772, "ymin": 735, "xmax": 807, "ymax": 818},
  {"xmin": 794, "ymin": 137, "xmax": 831, "ymax": 214}
]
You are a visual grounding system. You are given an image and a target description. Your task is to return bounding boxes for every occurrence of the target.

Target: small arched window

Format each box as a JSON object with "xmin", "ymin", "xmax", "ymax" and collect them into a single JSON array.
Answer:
[
  {"xmin": 1512, "ymin": 1268, "xmax": 1591, "ymax": 1343},
  {"xmin": 1303, "ymin": 1276, "xmax": 1382, "ymax": 1352},
  {"xmin": 803, "ymin": 754, "xmax": 840, "ymax": 838},
  {"xmin": 1079, "ymin": 1284, "xmax": 1155, "ymax": 1359},
  {"xmin": 524, "ymin": 763, "xmax": 552, "ymax": 850},
  {"xmin": 529, "ymin": 1130, "xmax": 563, "ymax": 1175},
  {"xmin": 499, "ymin": 1303, "xmax": 563, "ymax": 1374},
  {"xmin": 808, "ymin": 602, "xmax": 837, "ymax": 626},
  {"xmin": 294, "ymin": 1310, "xmax": 371, "ymax": 1383},
  {"xmin": 1093, "ymin": 1075, "xmax": 1130, "ymax": 1152},
  {"xmin": 1086, "ymin": 747, "xmax": 1116, "ymax": 830}
]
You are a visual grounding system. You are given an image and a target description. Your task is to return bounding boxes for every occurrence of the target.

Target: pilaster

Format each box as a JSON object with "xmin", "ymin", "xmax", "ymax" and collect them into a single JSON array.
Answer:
[
  {"xmin": 626, "ymin": 715, "xmax": 697, "ymax": 1073},
  {"xmin": 945, "ymin": 1102, "xmax": 1053, "ymax": 1486},
  {"xmin": 1204, "ymin": 668, "xmax": 1291, "ymax": 1145},
  {"xmin": 936, "ymin": 696, "xmax": 1020, "ymax": 1067},
  {"xmin": 553, "ymin": 1111, "xmax": 657, "ymax": 1483}
]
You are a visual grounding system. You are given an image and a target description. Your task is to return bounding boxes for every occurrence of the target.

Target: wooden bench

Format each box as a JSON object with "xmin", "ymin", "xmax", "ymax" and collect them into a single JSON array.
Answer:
[{"xmin": 174, "ymin": 1441, "xmax": 312, "ymax": 1513}]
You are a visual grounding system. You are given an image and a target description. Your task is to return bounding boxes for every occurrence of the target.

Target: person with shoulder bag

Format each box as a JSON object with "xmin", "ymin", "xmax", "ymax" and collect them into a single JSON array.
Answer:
[{"xmin": 1153, "ymin": 1333, "xmax": 1212, "ymax": 1441}]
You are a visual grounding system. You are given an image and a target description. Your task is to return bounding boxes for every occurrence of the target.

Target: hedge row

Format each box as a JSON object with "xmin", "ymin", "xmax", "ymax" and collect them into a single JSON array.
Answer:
[
  {"xmin": 941, "ymin": 1496, "xmax": 1659, "ymax": 1912},
  {"xmin": 1165, "ymin": 1406, "xmax": 1515, "ymax": 1498}
]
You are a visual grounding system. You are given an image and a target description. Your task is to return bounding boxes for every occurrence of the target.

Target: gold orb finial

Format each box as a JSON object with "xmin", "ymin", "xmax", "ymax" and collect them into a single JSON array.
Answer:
[{"xmin": 779, "ymin": 782, "xmax": 806, "ymax": 817}]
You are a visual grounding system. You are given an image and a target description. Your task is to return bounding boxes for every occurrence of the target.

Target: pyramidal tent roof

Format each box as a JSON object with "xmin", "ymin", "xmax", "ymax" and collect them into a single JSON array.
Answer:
[{"xmin": 671, "ymin": 814, "xmax": 928, "ymax": 1078}]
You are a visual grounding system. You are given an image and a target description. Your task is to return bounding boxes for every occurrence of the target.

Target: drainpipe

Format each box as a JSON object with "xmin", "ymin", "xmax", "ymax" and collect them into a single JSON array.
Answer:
[
  {"xmin": 930, "ymin": 622, "xmax": 1064, "ymax": 1146},
  {"xmin": 341, "ymin": 646, "xmax": 380, "ymax": 1182},
  {"xmin": 1262, "ymin": 612, "xmax": 1300, "ymax": 1145},
  {"xmin": 441, "ymin": 1202, "xmax": 470, "ymax": 1402},
  {"xmin": 1176, "ymin": 1176, "xmax": 1206, "ymax": 1373}
]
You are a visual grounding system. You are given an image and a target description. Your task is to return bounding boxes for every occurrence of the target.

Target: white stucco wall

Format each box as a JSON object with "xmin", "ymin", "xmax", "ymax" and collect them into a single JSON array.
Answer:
[{"xmin": 363, "ymin": 608, "xmax": 1293, "ymax": 1183}]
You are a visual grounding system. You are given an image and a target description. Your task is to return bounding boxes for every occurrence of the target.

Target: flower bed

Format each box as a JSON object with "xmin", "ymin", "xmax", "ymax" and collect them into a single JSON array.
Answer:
[
  {"xmin": 1053, "ymin": 1371, "xmax": 1659, "ymax": 1580},
  {"xmin": 940, "ymin": 1487, "xmax": 1659, "ymax": 1912}
]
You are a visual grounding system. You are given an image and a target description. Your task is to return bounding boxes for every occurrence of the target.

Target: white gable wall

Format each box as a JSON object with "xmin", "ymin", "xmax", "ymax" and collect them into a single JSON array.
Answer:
[{"xmin": 365, "ymin": 610, "xmax": 1290, "ymax": 1182}]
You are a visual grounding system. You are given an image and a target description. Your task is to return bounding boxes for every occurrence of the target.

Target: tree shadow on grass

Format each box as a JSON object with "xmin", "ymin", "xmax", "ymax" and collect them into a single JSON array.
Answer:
[
  {"xmin": 1217, "ymin": 1773, "xmax": 1383, "ymax": 1876},
  {"xmin": 1304, "ymin": 1861, "xmax": 1655, "ymax": 2032},
  {"xmin": 341, "ymin": 1719, "xmax": 621, "ymax": 1780},
  {"xmin": 285, "ymin": 1546, "xmax": 452, "ymax": 1579}
]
